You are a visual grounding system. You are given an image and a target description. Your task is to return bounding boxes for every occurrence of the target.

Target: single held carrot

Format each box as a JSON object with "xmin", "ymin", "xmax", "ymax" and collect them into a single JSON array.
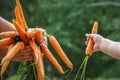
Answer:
[
  {"xmin": 48, "ymin": 35, "xmax": 73, "ymax": 68},
  {"xmin": 40, "ymin": 44, "xmax": 64, "ymax": 74},
  {"xmin": 80, "ymin": 21, "xmax": 99, "ymax": 80},
  {"xmin": 12, "ymin": 19, "xmax": 28, "ymax": 44},
  {"xmin": 0, "ymin": 31, "xmax": 16, "ymax": 38},
  {"xmin": 36, "ymin": 47, "xmax": 44, "ymax": 80},
  {"xmin": 0, "ymin": 38, "xmax": 14, "ymax": 47},
  {"xmin": 15, "ymin": 0, "xmax": 28, "ymax": 31},
  {"xmin": 29, "ymin": 39, "xmax": 38, "ymax": 63},
  {"xmin": 86, "ymin": 21, "xmax": 98, "ymax": 56},
  {"xmin": 1, "ymin": 42, "xmax": 24, "ymax": 65},
  {"xmin": 74, "ymin": 21, "xmax": 99, "ymax": 80}
]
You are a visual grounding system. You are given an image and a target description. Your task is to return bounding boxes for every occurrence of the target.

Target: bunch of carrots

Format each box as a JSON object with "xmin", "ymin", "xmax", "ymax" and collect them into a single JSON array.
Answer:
[
  {"xmin": 0, "ymin": 0, "xmax": 73, "ymax": 80},
  {"xmin": 74, "ymin": 21, "xmax": 98, "ymax": 80}
]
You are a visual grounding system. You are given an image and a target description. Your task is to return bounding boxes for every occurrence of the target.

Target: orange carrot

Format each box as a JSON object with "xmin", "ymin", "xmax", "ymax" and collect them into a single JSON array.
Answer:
[
  {"xmin": 0, "ymin": 61, "xmax": 10, "ymax": 76},
  {"xmin": 0, "ymin": 38, "xmax": 14, "ymax": 47},
  {"xmin": 36, "ymin": 47, "xmax": 44, "ymax": 80},
  {"xmin": 0, "ymin": 31, "xmax": 16, "ymax": 38},
  {"xmin": 14, "ymin": 7, "xmax": 24, "ymax": 28},
  {"xmin": 7, "ymin": 44, "xmax": 15, "ymax": 52},
  {"xmin": 29, "ymin": 39, "xmax": 38, "ymax": 63},
  {"xmin": 27, "ymin": 29, "xmax": 42, "ymax": 43},
  {"xmin": 15, "ymin": 0, "xmax": 28, "ymax": 31},
  {"xmin": 1, "ymin": 42, "xmax": 24, "ymax": 65},
  {"xmin": 48, "ymin": 35, "xmax": 73, "ymax": 68},
  {"xmin": 27, "ymin": 29, "xmax": 36, "ymax": 39},
  {"xmin": 1, "ymin": 44, "xmax": 14, "ymax": 64},
  {"xmin": 77, "ymin": 21, "xmax": 98, "ymax": 80},
  {"xmin": 35, "ymin": 29, "xmax": 42, "ymax": 43},
  {"xmin": 86, "ymin": 21, "xmax": 98, "ymax": 56},
  {"xmin": 15, "ymin": 7, "xmax": 19, "ymax": 22},
  {"xmin": 0, "ymin": 44, "xmax": 14, "ymax": 65},
  {"xmin": 12, "ymin": 19, "xmax": 28, "ymax": 44},
  {"xmin": 40, "ymin": 44, "xmax": 64, "ymax": 74}
]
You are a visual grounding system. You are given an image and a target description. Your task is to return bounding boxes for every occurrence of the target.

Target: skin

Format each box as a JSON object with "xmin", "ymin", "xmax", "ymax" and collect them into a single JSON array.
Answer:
[
  {"xmin": 0, "ymin": 16, "xmax": 47, "ymax": 62},
  {"xmin": 86, "ymin": 34, "xmax": 120, "ymax": 59},
  {"xmin": 0, "ymin": 17, "xmax": 16, "ymax": 32}
]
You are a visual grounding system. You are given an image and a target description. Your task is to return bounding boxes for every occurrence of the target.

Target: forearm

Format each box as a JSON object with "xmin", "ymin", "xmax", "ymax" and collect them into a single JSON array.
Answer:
[
  {"xmin": 0, "ymin": 16, "xmax": 16, "ymax": 32},
  {"xmin": 0, "ymin": 17, "xmax": 16, "ymax": 59},
  {"xmin": 100, "ymin": 38, "xmax": 120, "ymax": 59}
]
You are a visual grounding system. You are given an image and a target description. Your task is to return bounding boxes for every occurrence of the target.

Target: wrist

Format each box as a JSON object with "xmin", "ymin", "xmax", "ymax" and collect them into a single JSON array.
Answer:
[
  {"xmin": 98, "ymin": 36, "xmax": 104, "ymax": 51},
  {"xmin": 99, "ymin": 38, "xmax": 112, "ymax": 52}
]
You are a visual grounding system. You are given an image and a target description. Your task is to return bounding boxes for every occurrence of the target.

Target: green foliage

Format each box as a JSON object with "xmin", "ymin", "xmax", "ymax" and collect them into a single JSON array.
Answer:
[
  {"xmin": 0, "ymin": 0, "xmax": 120, "ymax": 80},
  {"xmin": 6, "ymin": 75, "xmax": 18, "ymax": 80},
  {"xmin": 17, "ymin": 61, "xmax": 38, "ymax": 80}
]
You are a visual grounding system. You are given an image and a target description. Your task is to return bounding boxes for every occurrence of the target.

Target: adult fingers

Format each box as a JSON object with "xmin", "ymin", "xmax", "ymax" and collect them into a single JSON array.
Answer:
[
  {"xmin": 12, "ymin": 54, "xmax": 33, "ymax": 62},
  {"xmin": 20, "ymin": 45, "xmax": 33, "ymax": 53}
]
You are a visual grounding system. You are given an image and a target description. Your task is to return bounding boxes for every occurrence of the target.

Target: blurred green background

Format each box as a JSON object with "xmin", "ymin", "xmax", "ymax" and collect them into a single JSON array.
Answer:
[{"xmin": 0, "ymin": 0, "xmax": 120, "ymax": 80}]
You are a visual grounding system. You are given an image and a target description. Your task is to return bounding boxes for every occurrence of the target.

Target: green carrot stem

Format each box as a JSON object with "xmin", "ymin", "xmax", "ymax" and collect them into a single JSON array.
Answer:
[
  {"xmin": 30, "ymin": 61, "xmax": 37, "ymax": 80},
  {"xmin": 43, "ymin": 33, "xmax": 50, "ymax": 37},
  {"xmin": 64, "ymin": 68, "xmax": 73, "ymax": 80},
  {"xmin": 74, "ymin": 56, "xmax": 87, "ymax": 80},
  {"xmin": 80, "ymin": 56, "xmax": 89, "ymax": 80}
]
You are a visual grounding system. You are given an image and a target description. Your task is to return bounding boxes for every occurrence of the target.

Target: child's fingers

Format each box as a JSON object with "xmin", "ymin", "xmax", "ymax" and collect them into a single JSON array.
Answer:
[
  {"xmin": 85, "ymin": 34, "xmax": 94, "ymax": 38},
  {"xmin": 85, "ymin": 39, "xmax": 89, "ymax": 46},
  {"xmin": 93, "ymin": 43, "xmax": 99, "ymax": 51},
  {"xmin": 85, "ymin": 34, "xmax": 90, "ymax": 46},
  {"xmin": 85, "ymin": 41, "xmax": 87, "ymax": 45},
  {"xmin": 85, "ymin": 34, "xmax": 98, "ymax": 43},
  {"xmin": 86, "ymin": 34, "xmax": 103, "ymax": 52}
]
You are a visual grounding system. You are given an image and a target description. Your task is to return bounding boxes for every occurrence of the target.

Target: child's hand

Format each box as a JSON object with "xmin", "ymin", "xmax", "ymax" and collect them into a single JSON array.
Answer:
[{"xmin": 85, "ymin": 34, "xmax": 103, "ymax": 52}]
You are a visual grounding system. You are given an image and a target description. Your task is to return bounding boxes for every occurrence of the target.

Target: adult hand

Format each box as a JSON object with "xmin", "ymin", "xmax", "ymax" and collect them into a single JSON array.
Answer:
[
  {"xmin": 12, "ymin": 28, "xmax": 47, "ymax": 62},
  {"xmin": 12, "ymin": 45, "xmax": 33, "ymax": 62},
  {"xmin": 0, "ymin": 28, "xmax": 47, "ymax": 62}
]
